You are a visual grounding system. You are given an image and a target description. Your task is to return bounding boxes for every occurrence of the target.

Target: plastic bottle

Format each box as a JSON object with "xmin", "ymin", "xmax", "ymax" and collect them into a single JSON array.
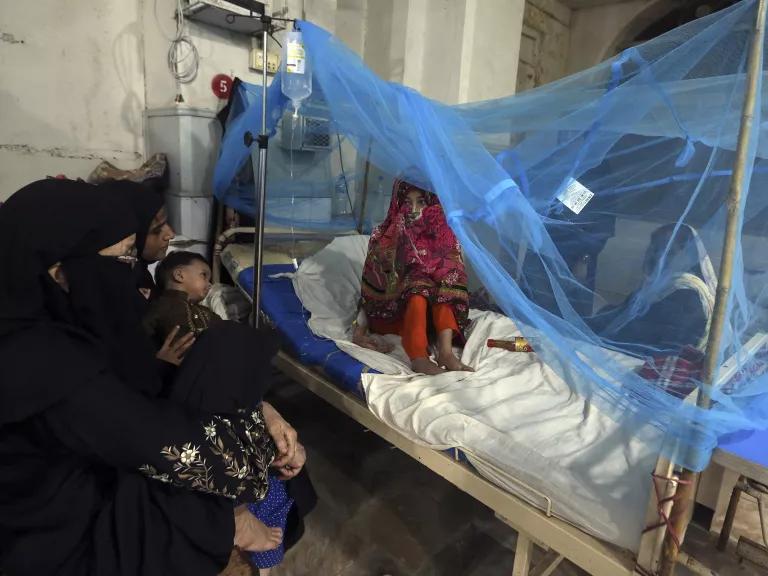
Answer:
[{"xmin": 281, "ymin": 30, "xmax": 312, "ymax": 117}]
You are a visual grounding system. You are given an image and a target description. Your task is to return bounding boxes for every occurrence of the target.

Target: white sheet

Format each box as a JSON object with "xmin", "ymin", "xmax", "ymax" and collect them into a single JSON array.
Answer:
[
  {"xmin": 291, "ymin": 235, "xmax": 414, "ymax": 374},
  {"xmin": 292, "ymin": 235, "xmax": 661, "ymax": 552}
]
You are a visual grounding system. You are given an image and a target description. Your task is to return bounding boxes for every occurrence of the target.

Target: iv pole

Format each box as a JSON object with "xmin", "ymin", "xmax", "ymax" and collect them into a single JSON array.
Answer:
[
  {"xmin": 244, "ymin": 14, "xmax": 271, "ymax": 329},
  {"xmin": 246, "ymin": 13, "xmax": 296, "ymax": 328},
  {"xmin": 657, "ymin": 1, "xmax": 766, "ymax": 573}
]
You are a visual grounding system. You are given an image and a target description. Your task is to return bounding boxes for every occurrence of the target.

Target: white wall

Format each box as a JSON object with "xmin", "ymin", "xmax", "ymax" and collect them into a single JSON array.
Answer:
[
  {"xmin": 418, "ymin": 0, "xmax": 467, "ymax": 103},
  {"xmin": 364, "ymin": 0, "xmax": 525, "ymax": 105},
  {"xmin": 0, "ymin": 0, "xmax": 274, "ymax": 200},
  {"xmin": 142, "ymin": 0, "xmax": 269, "ymax": 111},
  {"xmin": 363, "ymin": 0, "xmax": 408, "ymax": 83},
  {"xmin": 0, "ymin": 0, "xmax": 145, "ymax": 199},
  {"xmin": 0, "ymin": 0, "xmax": 364, "ymax": 200},
  {"xmin": 0, "ymin": 0, "xmax": 525, "ymax": 201},
  {"xmin": 334, "ymin": 0, "xmax": 368, "ymax": 56},
  {"xmin": 464, "ymin": 0, "xmax": 525, "ymax": 102}
]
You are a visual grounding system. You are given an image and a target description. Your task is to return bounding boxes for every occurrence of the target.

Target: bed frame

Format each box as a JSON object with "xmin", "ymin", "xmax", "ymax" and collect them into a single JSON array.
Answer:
[
  {"xmin": 274, "ymin": 350, "xmax": 640, "ymax": 576},
  {"xmin": 214, "ymin": 226, "xmax": 766, "ymax": 574}
]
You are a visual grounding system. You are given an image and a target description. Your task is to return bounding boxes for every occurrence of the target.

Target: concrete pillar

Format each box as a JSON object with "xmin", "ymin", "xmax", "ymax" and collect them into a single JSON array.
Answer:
[{"xmin": 367, "ymin": 0, "xmax": 525, "ymax": 104}]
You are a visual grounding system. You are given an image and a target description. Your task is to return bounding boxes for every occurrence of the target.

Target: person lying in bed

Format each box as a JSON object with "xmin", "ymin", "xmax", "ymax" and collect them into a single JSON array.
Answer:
[
  {"xmin": 353, "ymin": 178, "xmax": 473, "ymax": 375},
  {"xmin": 587, "ymin": 223, "xmax": 717, "ymax": 356}
]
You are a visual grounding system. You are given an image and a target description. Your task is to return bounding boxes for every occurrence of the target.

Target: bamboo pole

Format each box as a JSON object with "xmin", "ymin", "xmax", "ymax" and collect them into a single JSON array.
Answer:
[{"xmin": 658, "ymin": 1, "xmax": 767, "ymax": 574}]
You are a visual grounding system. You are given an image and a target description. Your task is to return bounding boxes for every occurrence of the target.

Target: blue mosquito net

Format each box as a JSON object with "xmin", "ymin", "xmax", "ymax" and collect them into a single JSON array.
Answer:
[{"xmin": 214, "ymin": 0, "xmax": 768, "ymax": 472}]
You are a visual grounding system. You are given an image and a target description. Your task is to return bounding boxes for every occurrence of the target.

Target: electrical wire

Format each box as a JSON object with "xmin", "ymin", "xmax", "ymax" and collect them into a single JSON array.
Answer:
[{"xmin": 168, "ymin": 0, "xmax": 199, "ymax": 84}]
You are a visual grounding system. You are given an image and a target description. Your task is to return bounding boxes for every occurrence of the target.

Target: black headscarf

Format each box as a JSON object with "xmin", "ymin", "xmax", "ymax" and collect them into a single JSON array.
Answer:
[
  {"xmin": 107, "ymin": 180, "xmax": 164, "ymax": 259},
  {"xmin": 0, "ymin": 179, "xmax": 135, "ymax": 324},
  {"xmin": 107, "ymin": 180, "xmax": 165, "ymax": 297},
  {"xmin": 0, "ymin": 179, "xmax": 160, "ymax": 423}
]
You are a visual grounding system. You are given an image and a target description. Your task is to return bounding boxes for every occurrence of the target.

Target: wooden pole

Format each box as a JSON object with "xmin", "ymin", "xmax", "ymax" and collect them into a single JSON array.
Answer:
[{"xmin": 658, "ymin": 1, "xmax": 766, "ymax": 573}]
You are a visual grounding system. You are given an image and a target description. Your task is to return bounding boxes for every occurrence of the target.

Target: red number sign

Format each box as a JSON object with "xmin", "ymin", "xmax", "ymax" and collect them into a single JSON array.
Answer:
[{"xmin": 211, "ymin": 74, "xmax": 233, "ymax": 99}]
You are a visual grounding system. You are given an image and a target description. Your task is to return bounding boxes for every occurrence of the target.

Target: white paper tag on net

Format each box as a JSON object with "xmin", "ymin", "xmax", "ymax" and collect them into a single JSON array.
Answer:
[{"xmin": 557, "ymin": 178, "xmax": 594, "ymax": 215}]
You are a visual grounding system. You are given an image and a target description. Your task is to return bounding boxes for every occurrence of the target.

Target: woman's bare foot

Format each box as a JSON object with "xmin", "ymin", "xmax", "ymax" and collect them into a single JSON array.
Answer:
[
  {"xmin": 234, "ymin": 506, "xmax": 283, "ymax": 552},
  {"xmin": 250, "ymin": 520, "xmax": 283, "ymax": 552},
  {"xmin": 437, "ymin": 352, "xmax": 474, "ymax": 372},
  {"xmin": 411, "ymin": 357, "xmax": 446, "ymax": 375}
]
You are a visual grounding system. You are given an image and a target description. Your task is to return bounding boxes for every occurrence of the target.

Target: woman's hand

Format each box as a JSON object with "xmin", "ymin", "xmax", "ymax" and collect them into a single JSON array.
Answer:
[
  {"xmin": 274, "ymin": 443, "xmax": 306, "ymax": 480},
  {"xmin": 155, "ymin": 326, "xmax": 195, "ymax": 366},
  {"xmin": 262, "ymin": 402, "xmax": 298, "ymax": 468}
]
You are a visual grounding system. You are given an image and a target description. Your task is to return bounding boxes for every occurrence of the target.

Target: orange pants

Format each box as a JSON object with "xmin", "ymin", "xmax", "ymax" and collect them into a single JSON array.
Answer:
[{"xmin": 369, "ymin": 295, "xmax": 459, "ymax": 359}]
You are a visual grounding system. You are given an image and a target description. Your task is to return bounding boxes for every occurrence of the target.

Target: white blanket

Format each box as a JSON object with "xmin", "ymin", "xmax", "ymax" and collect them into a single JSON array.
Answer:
[{"xmin": 292, "ymin": 235, "xmax": 661, "ymax": 552}]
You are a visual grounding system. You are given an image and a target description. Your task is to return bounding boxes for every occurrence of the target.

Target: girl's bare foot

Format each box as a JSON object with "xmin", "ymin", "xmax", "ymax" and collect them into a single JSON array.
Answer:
[
  {"xmin": 437, "ymin": 352, "xmax": 474, "ymax": 372},
  {"xmin": 411, "ymin": 357, "xmax": 446, "ymax": 375}
]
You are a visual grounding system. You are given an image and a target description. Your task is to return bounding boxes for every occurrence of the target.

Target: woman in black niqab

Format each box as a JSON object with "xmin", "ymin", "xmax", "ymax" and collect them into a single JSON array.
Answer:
[
  {"xmin": 108, "ymin": 180, "xmax": 170, "ymax": 302},
  {"xmin": 0, "ymin": 179, "xmax": 278, "ymax": 576}
]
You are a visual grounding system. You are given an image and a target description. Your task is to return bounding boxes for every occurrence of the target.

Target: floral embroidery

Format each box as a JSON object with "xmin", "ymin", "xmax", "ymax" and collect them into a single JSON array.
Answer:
[
  {"xmin": 138, "ymin": 405, "xmax": 277, "ymax": 501},
  {"xmin": 179, "ymin": 444, "xmax": 200, "ymax": 465},
  {"xmin": 138, "ymin": 464, "xmax": 173, "ymax": 484}
]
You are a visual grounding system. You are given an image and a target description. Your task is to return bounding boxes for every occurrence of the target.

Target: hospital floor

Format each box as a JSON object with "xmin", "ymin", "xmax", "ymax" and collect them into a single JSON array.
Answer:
[{"xmin": 222, "ymin": 375, "xmax": 765, "ymax": 576}]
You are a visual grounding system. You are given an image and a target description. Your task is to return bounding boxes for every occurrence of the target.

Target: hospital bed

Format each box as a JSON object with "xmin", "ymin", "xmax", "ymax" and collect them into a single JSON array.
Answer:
[
  {"xmin": 214, "ymin": 228, "xmax": 646, "ymax": 575},
  {"xmin": 214, "ymin": 229, "xmax": 767, "ymax": 576}
]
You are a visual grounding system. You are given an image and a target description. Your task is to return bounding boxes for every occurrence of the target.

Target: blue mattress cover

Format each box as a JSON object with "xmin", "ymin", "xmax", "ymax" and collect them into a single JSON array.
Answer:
[{"xmin": 239, "ymin": 264, "xmax": 369, "ymax": 397}]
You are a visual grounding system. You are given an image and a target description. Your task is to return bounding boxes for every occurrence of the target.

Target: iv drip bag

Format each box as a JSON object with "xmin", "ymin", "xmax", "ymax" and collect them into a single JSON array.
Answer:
[{"xmin": 281, "ymin": 30, "xmax": 312, "ymax": 117}]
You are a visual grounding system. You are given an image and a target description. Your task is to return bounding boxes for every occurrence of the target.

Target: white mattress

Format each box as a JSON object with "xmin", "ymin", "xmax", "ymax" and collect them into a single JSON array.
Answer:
[{"xmin": 292, "ymin": 235, "xmax": 662, "ymax": 552}]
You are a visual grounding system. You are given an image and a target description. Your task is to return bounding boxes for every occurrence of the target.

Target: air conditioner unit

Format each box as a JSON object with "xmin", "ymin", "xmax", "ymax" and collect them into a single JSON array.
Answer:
[{"xmin": 279, "ymin": 112, "xmax": 332, "ymax": 152}]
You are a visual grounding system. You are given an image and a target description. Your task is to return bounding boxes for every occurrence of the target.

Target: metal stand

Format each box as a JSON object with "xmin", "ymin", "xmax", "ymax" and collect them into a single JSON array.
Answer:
[
  {"xmin": 717, "ymin": 475, "xmax": 746, "ymax": 551},
  {"xmin": 658, "ymin": 1, "xmax": 767, "ymax": 573},
  {"xmin": 245, "ymin": 13, "xmax": 298, "ymax": 327},
  {"xmin": 245, "ymin": 14, "xmax": 272, "ymax": 328},
  {"xmin": 247, "ymin": 14, "xmax": 273, "ymax": 329}
]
